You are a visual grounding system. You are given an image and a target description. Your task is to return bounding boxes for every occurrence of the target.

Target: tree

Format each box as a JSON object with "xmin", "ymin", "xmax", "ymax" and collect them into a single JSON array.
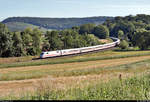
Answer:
[
  {"xmin": 78, "ymin": 35, "xmax": 87, "ymax": 47},
  {"xmin": 72, "ymin": 26, "xmax": 80, "ymax": 32},
  {"xmin": 133, "ymin": 31, "xmax": 150, "ymax": 50},
  {"xmin": 42, "ymin": 39, "xmax": 50, "ymax": 51},
  {"xmin": 83, "ymin": 34, "xmax": 101, "ymax": 46},
  {"xmin": 118, "ymin": 30, "xmax": 124, "ymax": 40},
  {"xmin": 79, "ymin": 24, "xmax": 95, "ymax": 34},
  {"xmin": 119, "ymin": 40, "xmax": 129, "ymax": 49},
  {"xmin": 145, "ymin": 24, "xmax": 150, "ymax": 30},
  {"xmin": 68, "ymin": 30, "xmax": 81, "ymax": 48},
  {"xmin": 111, "ymin": 21, "xmax": 135, "ymax": 39},
  {"xmin": 93, "ymin": 25, "xmax": 109, "ymax": 39},
  {"xmin": 0, "ymin": 23, "xmax": 13, "ymax": 57},
  {"xmin": 60, "ymin": 30, "xmax": 74, "ymax": 49},
  {"xmin": 21, "ymin": 28, "xmax": 33, "ymax": 55},
  {"xmin": 12, "ymin": 32, "xmax": 24, "ymax": 56},
  {"xmin": 31, "ymin": 28, "xmax": 42, "ymax": 55},
  {"xmin": 46, "ymin": 31, "xmax": 63, "ymax": 50}
]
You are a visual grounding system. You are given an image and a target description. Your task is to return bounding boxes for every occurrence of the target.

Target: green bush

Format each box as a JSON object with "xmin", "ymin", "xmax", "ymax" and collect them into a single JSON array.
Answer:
[{"xmin": 119, "ymin": 40, "xmax": 129, "ymax": 49}]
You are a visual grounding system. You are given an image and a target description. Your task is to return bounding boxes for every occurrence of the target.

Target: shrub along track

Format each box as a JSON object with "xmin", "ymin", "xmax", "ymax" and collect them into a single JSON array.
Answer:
[{"xmin": 0, "ymin": 55, "xmax": 150, "ymax": 97}]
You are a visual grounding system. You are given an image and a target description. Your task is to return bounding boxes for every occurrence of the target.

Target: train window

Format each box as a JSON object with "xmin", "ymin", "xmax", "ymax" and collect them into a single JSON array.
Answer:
[
  {"xmin": 46, "ymin": 52, "xmax": 48, "ymax": 54},
  {"xmin": 57, "ymin": 50, "xmax": 59, "ymax": 53}
]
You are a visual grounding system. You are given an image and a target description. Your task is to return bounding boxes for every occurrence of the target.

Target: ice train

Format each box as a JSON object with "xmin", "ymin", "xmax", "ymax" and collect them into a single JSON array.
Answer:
[{"xmin": 40, "ymin": 37, "xmax": 120, "ymax": 59}]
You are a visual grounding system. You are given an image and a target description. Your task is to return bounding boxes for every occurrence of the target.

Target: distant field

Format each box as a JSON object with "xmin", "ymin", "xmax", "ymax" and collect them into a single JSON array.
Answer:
[
  {"xmin": 0, "ymin": 49, "xmax": 150, "ymax": 100},
  {"xmin": 4, "ymin": 22, "xmax": 51, "ymax": 32}
]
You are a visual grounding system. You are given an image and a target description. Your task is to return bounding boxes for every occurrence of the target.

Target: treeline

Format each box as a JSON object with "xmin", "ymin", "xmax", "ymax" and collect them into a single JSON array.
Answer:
[
  {"xmin": 104, "ymin": 14, "xmax": 150, "ymax": 50},
  {"xmin": 2, "ymin": 16, "xmax": 113, "ymax": 30},
  {"xmin": 0, "ymin": 23, "xmax": 108, "ymax": 57}
]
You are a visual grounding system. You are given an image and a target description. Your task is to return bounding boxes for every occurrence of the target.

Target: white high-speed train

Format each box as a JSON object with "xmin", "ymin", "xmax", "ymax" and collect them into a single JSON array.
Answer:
[{"xmin": 40, "ymin": 37, "xmax": 120, "ymax": 59}]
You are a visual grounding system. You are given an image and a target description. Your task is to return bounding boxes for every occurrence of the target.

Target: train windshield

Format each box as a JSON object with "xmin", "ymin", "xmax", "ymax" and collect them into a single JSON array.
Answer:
[
  {"xmin": 40, "ymin": 52, "xmax": 45, "ymax": 58},
  {"xmin": 40, "ymin": 52, "xmax": 44, "ymax": 55}
]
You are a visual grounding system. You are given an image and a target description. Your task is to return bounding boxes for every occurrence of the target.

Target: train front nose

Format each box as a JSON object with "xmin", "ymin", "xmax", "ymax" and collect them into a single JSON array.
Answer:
[{"xmin": 40, "ymin": 52, "xmax": 44, "ymax": 58}]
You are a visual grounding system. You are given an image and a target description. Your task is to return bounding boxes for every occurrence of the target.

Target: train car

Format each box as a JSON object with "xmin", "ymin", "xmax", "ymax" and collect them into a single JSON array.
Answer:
[
  {"xmin": 40, "ymin": 37, "xmax": 120, "ymax": 59},
  {"xmin": 61, "ymin": 48, "xmax": 80, "ymax": 56}
]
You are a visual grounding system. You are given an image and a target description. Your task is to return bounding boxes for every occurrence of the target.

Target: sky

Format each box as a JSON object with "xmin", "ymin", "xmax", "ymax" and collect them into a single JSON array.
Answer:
[{"xmin": 1, "ymin": 0, "xmax": 150, "ymax": 21}]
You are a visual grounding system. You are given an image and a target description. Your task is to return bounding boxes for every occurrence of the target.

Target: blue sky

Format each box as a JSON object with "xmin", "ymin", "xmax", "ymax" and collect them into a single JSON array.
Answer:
[{"xmin": 1, "ymin": 0, "xmax": 150, "ymax": 21}]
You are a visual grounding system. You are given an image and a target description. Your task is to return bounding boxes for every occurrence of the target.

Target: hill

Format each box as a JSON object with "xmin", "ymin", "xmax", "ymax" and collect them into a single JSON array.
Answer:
[{"xmin": 2, "ymin": 16, "xmax": 113, "ymax": 31}]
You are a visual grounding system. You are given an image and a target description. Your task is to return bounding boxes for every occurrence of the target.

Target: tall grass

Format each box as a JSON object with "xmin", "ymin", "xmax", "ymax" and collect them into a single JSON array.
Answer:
[{"xmin": 3, "ymin": 73, "xmax": 150, "ymax": 100}]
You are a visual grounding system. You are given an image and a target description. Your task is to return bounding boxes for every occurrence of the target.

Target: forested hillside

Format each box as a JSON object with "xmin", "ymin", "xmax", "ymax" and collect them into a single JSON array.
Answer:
[
  {"xmin": 2, "ymin": 16, "xmax": 113, "ymax": 31},
  {"xmin": 104, "ymin": 14, "xmax": 150, "ymax": 50}
]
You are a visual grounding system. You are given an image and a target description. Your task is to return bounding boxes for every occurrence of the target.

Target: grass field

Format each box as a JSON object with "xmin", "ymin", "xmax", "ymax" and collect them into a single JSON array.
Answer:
[
  {"xmin": 5, "ymin": 22, "xmax": 51, "ymax": 32},
  {"xmin": 1, "ymin": 49, "xmax": 150, "ymax": 68},
  {"xmin": 0, "ymin": 49, "xmax": 150, "ymax": 100},
  {"xmin": 23, "ymin": 74, "xmax": 150, "ymax": 100}
]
